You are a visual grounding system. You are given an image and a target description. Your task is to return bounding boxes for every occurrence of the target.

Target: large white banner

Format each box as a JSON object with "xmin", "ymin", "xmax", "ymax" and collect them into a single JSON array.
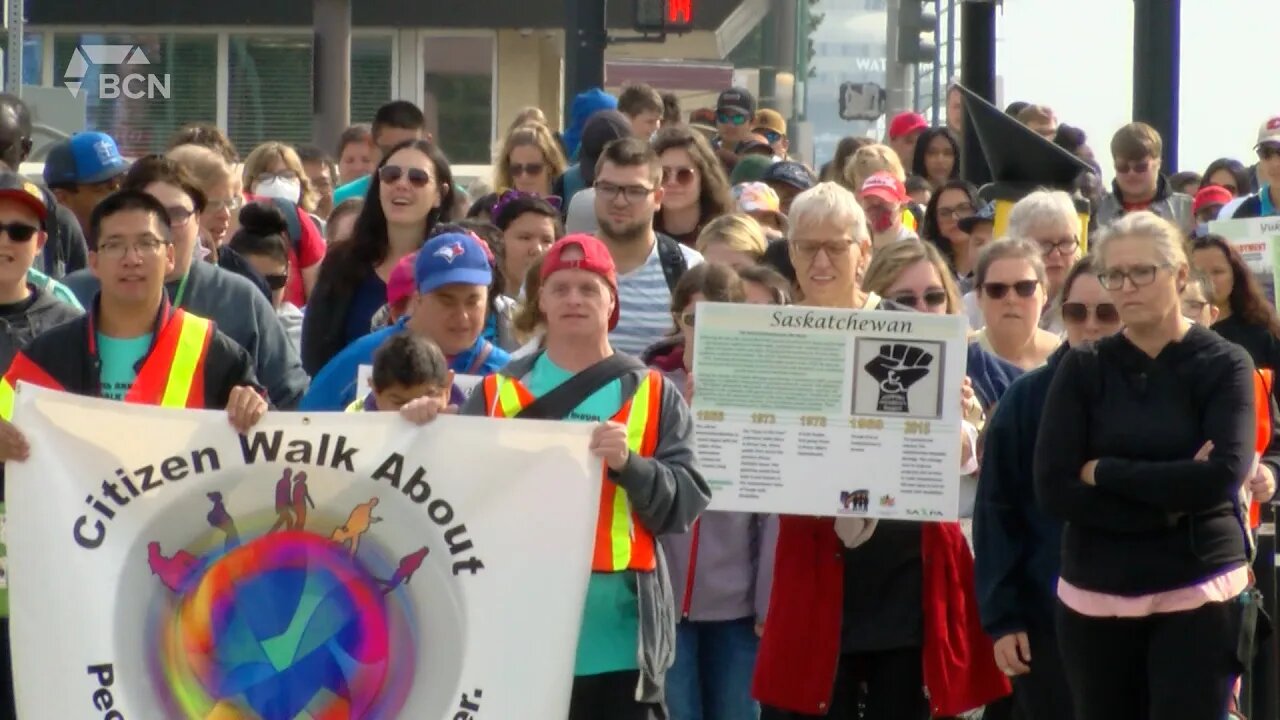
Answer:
[
  {"xmin": 6, "ymin": 384, "xmax": 600, "ymax": 719},
  {"xmin": 691, "ymin": 302, "xmax": 968, "ymax": 520}
]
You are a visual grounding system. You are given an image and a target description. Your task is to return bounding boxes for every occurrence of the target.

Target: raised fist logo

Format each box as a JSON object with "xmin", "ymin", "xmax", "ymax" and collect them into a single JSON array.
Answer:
[{"xmin": 864, "ymin": 343, "xmax": 933, "ymax": 413}]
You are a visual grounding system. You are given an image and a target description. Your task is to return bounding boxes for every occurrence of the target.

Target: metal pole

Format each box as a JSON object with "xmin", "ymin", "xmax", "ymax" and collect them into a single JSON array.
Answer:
[
  {"xmin": 773, "ymin": 0, "xmax": 797, "ymax": 114},
  {"xmin": 759, "ymin": 3, "xmax": 778, "ymax": 109},
  {"xmin": 5, "ymin": 0, "xmax": 23, "ymax": 95},
  {"xmin": 312, "ymin": 0, "xmax": 351, "ymax": 155},
  {"xmin": 564, "ymin": 0, "xmax": 607, "ymax": 122},
  {"xmin": 945, "ymin": 0, "xmax": 956, "ymax": 84},
  {"xmin": 960, "ymin": 0, "xmax": 995, "ymax": 186},
  {"xmin": 1131, "ymin": 0, "xmax": 1179, "ymax": 171},
  {"xmin": 931, "ymin": 1, "xmax": 942, "ymax": 125},
  {"xmin": 884, "ymin": 0, "xmax": 913, "ymax": 119}
]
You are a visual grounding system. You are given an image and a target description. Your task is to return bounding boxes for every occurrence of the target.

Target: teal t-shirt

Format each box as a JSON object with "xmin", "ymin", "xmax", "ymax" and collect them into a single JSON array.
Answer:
[
  {"xmin": 525, "ymin": 353, "xmax": 639, "ymax": 676},
  {"xmin": 97, "ymin": 333, "xmax": 153, "ymax": 400},
  {"xmin": 333, "ymin": 174, "xmax": 372, "ymax": 205}
]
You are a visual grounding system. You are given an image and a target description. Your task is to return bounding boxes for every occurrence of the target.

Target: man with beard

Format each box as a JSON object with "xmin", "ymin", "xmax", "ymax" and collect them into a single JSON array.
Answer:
[{"xmin": 591, "ymin": 137, "xmax": 702, "ymax": 357}]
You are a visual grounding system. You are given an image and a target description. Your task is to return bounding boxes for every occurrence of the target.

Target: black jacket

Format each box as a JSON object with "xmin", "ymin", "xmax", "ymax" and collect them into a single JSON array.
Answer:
[
  {"xmin": 38, "ymin": 187, "xmax": 88, "ymax": 279},
  {"xmin": 0, "ymin": 282, "xmax": 82, "ymax": 372}
]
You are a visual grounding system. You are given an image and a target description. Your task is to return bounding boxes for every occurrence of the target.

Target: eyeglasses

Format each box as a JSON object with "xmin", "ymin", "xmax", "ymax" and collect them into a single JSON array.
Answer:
[
  {"xmin": 1098, "ymin": 264, "xmax": 1169, "ymax": 291},
  {"xmin": 759, "ymin": 130, "xmax": 783, "ymax": 144},
  {"xmin": 255, "ymin": 170, "xmax": 298, "ymax": 184},
  {"xmin": 679, "ymin": 310, "xmax": 696, "ymax": 327},
  {"xmin": 378, "ymin": 165, "xmax": 432, "ymax": 187},
  {"xmin": 1062, "ymin": 302, "xmax": 1119, "ymax": 324},
  {"xmin": 509, "ymin": 162, "xmax": 546, "ymax": 178},
  {"xmin": 937, "ymin": 202, "xmax": 975, "ymax": 221},
  {"xmin": 206, "ymin": 196, "xmax": 244, "ymax": 214},
  {"xmin": 0, "ymin": 222, "xmax": 38, "ymax": 243},
  {"xmin": 165, "ymin": 206, "xmax": 195, "ymax": 227},
  {"xmin": 791, "ymin": 239, "xmax": 854, "ymax": 260},
  {"xmin": 982, "ymin": 280, "xmax": 1039, "ymax": 299},
  {"xmin": 594, "ymin": 181, "xmax": 653, "ymax": 205},
  {"xmin": 97, "ymin": 237, "xmax": 169, "ymax": 260},
  {"xmin": 1036, "ymin": 236, "xmax": 1078, "ymax": 256},
  {"xmin": 662, "ymin": 166, "xmax": 696, "ymax": 186},
  {"xmin": 1259, "ymin": 146, "xmax": 1280, "ymax": 161},
  {"xmin": 891, "ymin": 290, "xmax": 949, "ymax": 309},
  {"xmin": 717, "ymin": 112, "xmax": 749, "ymax": 126},
  {"xmin": 264, "ymin": 273, "xmax": 289, "ymax": 291},
  {"xmin": 1115, "ymin": 159, "xmax": 1151, "ymax": 175},
  {"xmin": 1182, "ymin": 299, "xmax": 1209, "ymax": 316}
]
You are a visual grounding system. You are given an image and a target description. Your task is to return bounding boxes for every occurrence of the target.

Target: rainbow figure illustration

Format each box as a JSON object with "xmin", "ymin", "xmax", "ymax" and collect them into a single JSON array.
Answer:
[
  {"xmin": 378, "ymin": 546, "xmax": 430, "ymax": 595},
  {"xmin": 331, "ymin": 498, "xmax": 383, "ymax": 557},
  {"xmin": 205, "ymin": 491, "xmax": 239, "ymax": 550}
]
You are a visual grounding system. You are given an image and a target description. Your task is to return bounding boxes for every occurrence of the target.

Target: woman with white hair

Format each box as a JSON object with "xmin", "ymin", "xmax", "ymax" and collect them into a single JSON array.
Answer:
[
  {"xmin": 1005, "ymin": 190, "xmax": 1083, "ymax": 334},
  {"xmin": 754, "ymin": 183, "xmax": 1010, "ymax": 720}
]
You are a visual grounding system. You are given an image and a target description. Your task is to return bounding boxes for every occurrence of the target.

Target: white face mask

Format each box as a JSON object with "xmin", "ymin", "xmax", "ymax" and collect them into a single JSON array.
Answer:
[{"xmin": 254, "ymin": 177, "xmax": 302, "ymax": 204}]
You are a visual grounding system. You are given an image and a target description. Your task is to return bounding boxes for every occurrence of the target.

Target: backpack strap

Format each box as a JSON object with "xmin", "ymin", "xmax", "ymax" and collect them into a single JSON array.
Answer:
[
  {"xmin": 656, "ymin": 235, "xmax": 689, "ymax": 294},
  {"xmin": 466, "ymin": 341, "xmax": 495, "ymax": 375},
  {"xmin": 268, "ymin": 197, "xmax": 305, "ymax": 254}
]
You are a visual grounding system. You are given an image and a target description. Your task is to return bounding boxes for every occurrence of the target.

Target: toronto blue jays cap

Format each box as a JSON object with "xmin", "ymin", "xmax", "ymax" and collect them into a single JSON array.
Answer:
[
  {"xmin": 415, "ymin": 232, "xmax": 493, "ymax": 294},
  {"xmin": 43, "ymin": 132, "xmax": 129, "ymax": 187}
]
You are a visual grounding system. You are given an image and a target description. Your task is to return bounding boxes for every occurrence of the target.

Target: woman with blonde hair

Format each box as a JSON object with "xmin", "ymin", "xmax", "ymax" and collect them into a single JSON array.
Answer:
[
  {"xmin": 695, "ymin": 213, "xmax": 768, "ymax": 270},
  {"xmin": 243, "ymin": 141, "xmax": 320, "ymax": 213},
  {"xmin": 843, "ymin": 144, "xmax": 920, "ymax": 235},
  {"xmin": 493, "ymin": 123, "xmax": 567, "ymax": 197},
  {"xmin": 653, "ymin": 125, "xmax": 734, "ymax": 246}
]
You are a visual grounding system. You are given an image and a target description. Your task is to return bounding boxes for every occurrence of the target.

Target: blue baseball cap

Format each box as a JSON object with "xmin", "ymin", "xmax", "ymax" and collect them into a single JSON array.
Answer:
[
  {"xmin": 414, "ymin": 233, "xmax": 492, "ymax": 294},
  {"xmin": 43, "ymin": 132, "xmax": 128, "ymax": 186},
  {"xmin": 761, "ymin": 161, "xmax": 817, "ymax": 192}
]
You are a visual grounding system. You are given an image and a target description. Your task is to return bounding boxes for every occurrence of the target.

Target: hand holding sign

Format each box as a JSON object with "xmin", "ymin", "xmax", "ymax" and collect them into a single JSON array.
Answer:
[{"xmin": 864, "ymin": 343, "xmax": 933, "ymax": 413}]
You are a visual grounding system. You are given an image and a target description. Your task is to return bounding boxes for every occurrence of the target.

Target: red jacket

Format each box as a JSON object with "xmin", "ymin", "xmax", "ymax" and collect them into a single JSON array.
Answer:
[{"xmin": 752, "ymin": 516, "xmax": 1010, "ymax": 717}]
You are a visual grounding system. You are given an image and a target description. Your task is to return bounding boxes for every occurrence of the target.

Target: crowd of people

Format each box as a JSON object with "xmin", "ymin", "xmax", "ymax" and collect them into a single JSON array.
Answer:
[{"xmin": 0, "ymin": 75, "xmax": 1276, "ymax": 720}]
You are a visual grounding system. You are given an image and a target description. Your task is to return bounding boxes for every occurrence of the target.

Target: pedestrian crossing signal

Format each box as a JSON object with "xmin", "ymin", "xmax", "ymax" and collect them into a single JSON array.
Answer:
[{"xmin": 634, "ymin": 0, "xmax": 694, "ymax": 34}]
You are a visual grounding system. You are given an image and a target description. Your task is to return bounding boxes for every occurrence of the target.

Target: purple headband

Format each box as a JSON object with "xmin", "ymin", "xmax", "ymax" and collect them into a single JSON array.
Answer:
[{"xmin": 491, "ymin": 189, "xmax": 563, "ymax": 221}]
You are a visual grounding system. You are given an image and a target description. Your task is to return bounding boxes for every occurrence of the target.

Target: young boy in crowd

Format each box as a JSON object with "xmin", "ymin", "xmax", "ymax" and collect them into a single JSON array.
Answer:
[{"xmin": 347, "ymin": 333, "xmax": 460, "ymax": 412}]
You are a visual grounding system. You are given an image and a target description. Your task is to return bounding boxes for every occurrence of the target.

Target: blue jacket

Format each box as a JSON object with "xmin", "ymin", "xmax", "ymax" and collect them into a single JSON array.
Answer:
[
  {"xmin": 299, "ymin": 318, "xmax": 510, "ymax": 411},
  {"xmin": 561, "ymin": 88, "xmax": 617, "ymax": 160},
  {"xmin": 966, "ymin": 341, "xmax": 1022, "ymax": 411},
  {"xmin": 973, "ymin": 342, "xmax": 1067, "ymax": 638}
]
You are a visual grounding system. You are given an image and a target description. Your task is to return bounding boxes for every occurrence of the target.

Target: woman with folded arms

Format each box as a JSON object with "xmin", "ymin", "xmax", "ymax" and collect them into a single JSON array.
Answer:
[{"xmin": 1034, "ymin": 212, "xmax": 1273, "ymax": 719}]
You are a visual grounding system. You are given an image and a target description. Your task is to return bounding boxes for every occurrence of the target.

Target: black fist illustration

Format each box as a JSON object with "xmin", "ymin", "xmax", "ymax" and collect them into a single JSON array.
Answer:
[{"xmin": 864, "ymin": 344, "xmax": 933, "ymax": 413}]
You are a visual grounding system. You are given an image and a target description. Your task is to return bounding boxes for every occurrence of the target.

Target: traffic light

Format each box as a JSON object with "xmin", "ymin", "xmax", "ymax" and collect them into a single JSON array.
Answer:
[
  {"xmin": 634, "ymin": 0, "xmax": 694, "ymax": 34},
  {"xmin": 896, "ymin": 0, "xmax": 937, "ymax": 65}
]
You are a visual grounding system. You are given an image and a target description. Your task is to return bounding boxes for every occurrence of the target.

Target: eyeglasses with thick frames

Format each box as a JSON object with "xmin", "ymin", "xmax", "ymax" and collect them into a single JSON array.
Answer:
[
  {"xmin": 594, "ymin": 181, "xmax": 653, "ymax": 205},
  {"xmin": 1098, "ymin": 264, "xmax": 1170, "ymax": 291},
  {"xmin": 1037, "ymin": 237, "xmax": 1078, "ymax": 256},
  {"xmin": 0, "ymin": 222, "xmax": 38, "ymax": 243}
]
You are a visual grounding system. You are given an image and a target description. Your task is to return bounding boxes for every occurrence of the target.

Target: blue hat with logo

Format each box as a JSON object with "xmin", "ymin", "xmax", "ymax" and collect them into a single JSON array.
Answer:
[
  {"xmin": 958, "ymin": 200, "xmax": 997, "ymax": 233},
  {"xmin": 43, "ymin": 132, "xmax": 128, "ymax": 186},
  {"xmin": 414, "ymin": 232, "xmax": 493, "ymax": 294}
]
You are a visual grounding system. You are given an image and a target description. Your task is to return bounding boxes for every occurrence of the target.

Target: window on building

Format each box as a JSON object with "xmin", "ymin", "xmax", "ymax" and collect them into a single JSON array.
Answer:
[
  {"xmin": 423, "ymin": 35, "xmax": 495, "ymax": 165},
  {"xmin": 0, "ymin": 32, "xmax": 44, "ymax": 87},
  {"xmin": 52, "ymin": 33, "xmax": 218, "ymax": 157},
  {"xmin": 350, "ymin": 35, "xmax": 394, "ymax": 133},
  {"xmin": 227, "ymin": 34, "xmax": 313, "ymax": 154}
]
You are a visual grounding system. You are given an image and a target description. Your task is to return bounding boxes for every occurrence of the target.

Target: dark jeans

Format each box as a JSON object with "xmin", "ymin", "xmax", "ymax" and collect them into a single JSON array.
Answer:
[
  {"xmin": 760, "ymin": 648, "xmax": 929, "ymax": 720},
  {"xmin": 569, "ymin": 670, "xmax": 662, "ymax": 720},
  {"xmin": 666, "ymin": 618, "xmax": 760, "ymax": 720},
  {"xmin": 0, "ymin": 618, "xmax": 11, "ymax": 720},
  {"xmin": 1056, "ymin": 599, "xmax": 1242, "ymax": 720},
  {"xmin": 1009, "ymin": 615, "xmax": 1074, "ymax": 720}
]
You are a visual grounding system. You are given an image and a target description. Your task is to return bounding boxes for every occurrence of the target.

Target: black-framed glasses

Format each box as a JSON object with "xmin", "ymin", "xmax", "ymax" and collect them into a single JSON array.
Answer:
[
  {"xmin": 891, "ymin": 290, "xmax": 949, "ymax": 309},
  {"xmin": 1036, "ymin": 236, "xmax": 1078, "ymax": 256},
  {"xmin": 1098, "ymin": 264, "xmax": 1168, "ymax": 291},
  {"xmin": 717, "ymin": 112, "xmax": 748, "ymax": 126},
  {"xmin": 1062, "ymin": 302, "xmax": 1119, "ymax": 324},
  {"xmin": 379, "ymin": 165, "xmax": 432, "ymax": 187},
  {"xmin": 937, "ymin": 202, "xmax": 975, "ymax": 221},
  {"xmin": 594, "ymin": 181, "xmax": 653, "ymax": 205},
  {"xmin": 509, "ymin": 162, "xmax": 545, "ymax": 178},
  {"xmin": 0, "ymin": 222, "xmax": 38, "ymax": 243},
  {"xmin": 982, "ymin": 279, "xmax": 1039, "ymax": 299},
  {"xmin": 264, "ymin": 273, "xmax": 289, "ymax": 291}
]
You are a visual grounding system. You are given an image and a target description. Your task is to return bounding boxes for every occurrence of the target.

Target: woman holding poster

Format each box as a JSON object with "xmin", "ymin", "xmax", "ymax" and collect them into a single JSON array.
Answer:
[
  {"xmin": 752, "ymin": 182, "xmax": 1009, "ymax": 720},
  {"xmin": 1034, "ymin": 212, "xmax": 1269, "ymax": 719},
  {"xmin": 1190, "ymin": 234, "xmax": 1280, "ymax": 384}
]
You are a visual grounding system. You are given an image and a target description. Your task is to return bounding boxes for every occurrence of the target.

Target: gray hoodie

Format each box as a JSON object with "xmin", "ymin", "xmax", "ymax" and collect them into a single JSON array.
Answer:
[
  {"xmin": 461, "ymin": 350, "xmax": 710, "ymax": 710},
  {"xmin": 0, "ymin": 282, "xmax": 82, "ymax": 371}
]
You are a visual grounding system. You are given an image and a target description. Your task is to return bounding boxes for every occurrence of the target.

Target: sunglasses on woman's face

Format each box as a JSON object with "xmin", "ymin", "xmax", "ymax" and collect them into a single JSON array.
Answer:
[
  {"xmin": 509, "ymin": 162, "xmax": 545, "ymax": 178},
  {"xmin": 264, "ymin": 273, "xmax": 289, "ymax": 291},
  {"xmin": 982, "ymin": 279, "xmax": 1039, "ymax": 300},
  {"xmin": 890, "ymin": 289, "xmax": 948, "ymax": 310},
  {"xmin": 1062, "ymin": 301, "xmax": 1119, "ymax": 324},
  {"xmin": 662, "ymin": 166, "xmax": 696, "ymax": 186},
  {"xmin": 378, "ymin": 165, "xmax": 432, "ymax": 187}
]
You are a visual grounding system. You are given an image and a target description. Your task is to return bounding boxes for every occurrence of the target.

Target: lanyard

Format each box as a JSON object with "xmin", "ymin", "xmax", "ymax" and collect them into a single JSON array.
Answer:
[{"xmin": 171, "ymin": 271, "xmax": 191, "ymax": 309}]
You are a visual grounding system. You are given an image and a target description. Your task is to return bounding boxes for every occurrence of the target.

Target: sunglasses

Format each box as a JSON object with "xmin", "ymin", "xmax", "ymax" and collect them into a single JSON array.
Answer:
[
  {"xmin": 1062, "ymin": 302, "xmax": 1119, "ymax": 324},
  {"xmin": 759, "ymin": 130, "xmax": 782, "ymax": 144},
  {"xmin": 1114, "ymin": 160, "xmax": 1151, "ymax": 175},
  {"xmin": 264, "ymin": 273, "xmax": 289, "ymax": 291},
  {"xmin": 662, "ymin": 166, "xmax": 696, "ymax": 186},
  {"xmin": 0, "ymin": 222, "xmax": 38, "ymax": 243},
  {"xmin": 717, "ymin": 112, "xmax": 749, "ymax": 126},
  {"xmin": 378, "ymin": 165, "xmax": 432, "ymax": 187},
  {"xmin": 1259, "ymin": 146, "xmax": 1280, "ymax": 161},
  {"xmin": 891, "ymin": 290, "xmax": 949, "ymax": 309},
  {"xmin": 509, "ymin": 162, "xmax": 545, "ymax": 178},
  {"xmin": 982, "ymin": 280, "xmax": 1039, "ymax": 299}
]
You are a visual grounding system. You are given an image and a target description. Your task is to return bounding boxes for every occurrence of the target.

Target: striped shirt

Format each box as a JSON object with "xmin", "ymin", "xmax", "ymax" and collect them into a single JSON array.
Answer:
[{"xmin": 609, "ymin": 236, "xmax": 703, "ymax": 357}]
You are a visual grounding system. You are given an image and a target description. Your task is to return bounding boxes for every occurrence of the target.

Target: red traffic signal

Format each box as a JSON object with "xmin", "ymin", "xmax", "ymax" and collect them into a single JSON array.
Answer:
[
  {"xmin": 668, "ymin": 0, "xmax": 693, "ymax": 29},
  {"xmin": 634, "ymin": 0, "xmax": 693, "ymax": 34}
]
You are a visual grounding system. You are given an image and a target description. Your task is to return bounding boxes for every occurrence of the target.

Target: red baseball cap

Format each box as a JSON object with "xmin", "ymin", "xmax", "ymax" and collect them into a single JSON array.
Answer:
[
  {"xmin": 1193, "ymin": 185, "xmax": 1234, "ymax": 216},
  {"xmin": 888, "ymin": 112, "xmax": 929, "ymax": 141},
  {"xmin": 860, "ymin": 172, "xmax": 909, "ymax": 204},
  {"xmin": 540, "ymin": 233, "xmax": 620, "ymax": 330}
]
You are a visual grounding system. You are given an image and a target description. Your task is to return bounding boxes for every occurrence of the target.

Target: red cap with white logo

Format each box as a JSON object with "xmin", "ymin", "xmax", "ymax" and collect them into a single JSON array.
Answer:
[{"xmin": 860, "ymin": 172, "xmax": 909, "ymax": 204}]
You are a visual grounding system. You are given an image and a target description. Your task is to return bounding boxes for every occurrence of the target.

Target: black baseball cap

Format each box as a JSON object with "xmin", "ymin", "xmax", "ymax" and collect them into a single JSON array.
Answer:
[
  {"xmin": 958, "ymin": 201, "xmax": 996, "ymax": 233},
  {"xmin": 716, "ymin": 87, "xmax": 756, "ymax": 116},
  {"xmin": 761, "ymin": 161, "xmax": 817, "ymax": 192},
  {"xmin": 0, "ymin": 170, "xmax": 48, "ymax": 222}
]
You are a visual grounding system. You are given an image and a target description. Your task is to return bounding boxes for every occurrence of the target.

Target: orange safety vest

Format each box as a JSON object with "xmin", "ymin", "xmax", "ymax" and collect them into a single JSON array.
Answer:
[
  {"xmin": 0, "ymin": 309, "xmax": 215, "ymax": 420},
  {"xmin": 1251, "ymin": 369, "xmax": 1274, "ymax": 529},
  {"xmin": 482, "ymin": 369, "xmax": 663, "ymax": 573}
]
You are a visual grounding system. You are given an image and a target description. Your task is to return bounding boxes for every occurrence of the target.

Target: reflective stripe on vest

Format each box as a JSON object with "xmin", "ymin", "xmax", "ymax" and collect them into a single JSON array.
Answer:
[
  {"xmin": 1251, "ymin": 369, "xmax": 1274, "ymax": 529},
  {"xmin": 483, "ymin": 370, "xmax": 661, "ymax": 573},
  {"xmin": 125, "ymin": 310, "xmax": 214, "ymax": 408}
]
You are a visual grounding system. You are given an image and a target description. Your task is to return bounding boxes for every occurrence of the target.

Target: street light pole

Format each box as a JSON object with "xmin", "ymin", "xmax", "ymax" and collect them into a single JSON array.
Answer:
[
  {"xmin": 1131, "ymin": 0, "xmax": 1179, "ymax": 171},
  {"xmin": 959, "ymin": 0, "xmax": 995, "ymax": 186},
  {"xmin": 312, "ymin": 0, "xmax": 351, "ymax": 155},
  {"xmin": 564, "ymin": 0, "xmax": 608, "ymax": 121}
]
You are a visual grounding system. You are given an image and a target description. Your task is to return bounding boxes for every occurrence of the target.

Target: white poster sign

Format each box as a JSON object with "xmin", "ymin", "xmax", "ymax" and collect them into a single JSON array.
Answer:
[
  {"xmin": 691, "ymin": 302, "xmax": 968, "ymax": 520},
  {"xmin": 7, "ymin": 385, "xmax": 600, "ymax": 719},
  {"xmin": 1210, "ymin": 217, "xmax": 1280, "ymax": 310}
]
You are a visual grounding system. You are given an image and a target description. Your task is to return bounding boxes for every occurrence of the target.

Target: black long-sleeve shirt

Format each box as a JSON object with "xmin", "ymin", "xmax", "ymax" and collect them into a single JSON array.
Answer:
[{"xmin": 1034, "ymin": 325, "xmax": 1256, "ymax": 595}]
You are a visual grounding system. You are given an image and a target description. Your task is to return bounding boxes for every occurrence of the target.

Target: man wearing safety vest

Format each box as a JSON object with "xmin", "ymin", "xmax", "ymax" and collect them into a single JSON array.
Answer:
[{"xmin": 401, "ymin": 233, "xmax": 710, "ymax": 719}]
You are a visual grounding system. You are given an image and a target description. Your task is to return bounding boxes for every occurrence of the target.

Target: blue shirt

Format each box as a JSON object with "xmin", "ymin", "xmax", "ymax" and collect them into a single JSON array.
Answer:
[
  {"xmin": 300, "ymin": 319, "xmax": 510, "ymax": 411},
  {"xmin": 333, "ymin": 174, "xmax": 372, "ymax": 205},
  {"xmin": 343, "ymin": 271, "xmax": 389, "ymax": 349},
  {"xmin": 525, "ymin": 353, "xmax": 639, "ymax": 676},
  {"xmin": 97, "ymin": 333, "xmax": 152, "ymax": 400},
  {"xmin": 1262, "ymin": 184, "xmax": 1277, "ymax": 217}
]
